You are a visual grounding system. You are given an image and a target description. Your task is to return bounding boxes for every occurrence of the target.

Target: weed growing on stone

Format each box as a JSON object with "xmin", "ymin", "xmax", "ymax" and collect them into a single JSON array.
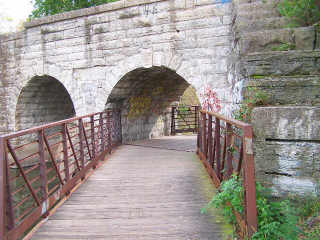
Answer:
[
  {"xmin": 294, "ymin": 194, "xmax": 320, "ymax": 240},
  {"xmin": 233, "ymin": 87, "xmax": 268, "ymax": 123},
  {"xmin": 271, "ymin": 42, "xmax": 296, "ymax": 51}
]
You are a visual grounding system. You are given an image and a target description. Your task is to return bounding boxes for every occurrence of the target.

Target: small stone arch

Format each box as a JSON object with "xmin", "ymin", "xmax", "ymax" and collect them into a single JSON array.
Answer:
[
  {"xmin": 15, "ymin": 75, "xmax": 76, "ymax": 131},
  {"xmin": 105, "ymin": 66, "xmax": 200, "ymax": 142}
]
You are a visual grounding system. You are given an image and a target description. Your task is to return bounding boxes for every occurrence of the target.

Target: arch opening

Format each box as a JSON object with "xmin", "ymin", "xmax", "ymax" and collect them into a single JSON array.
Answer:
[
  {"xmin": 106, "ymin": 66, "xmax": 200, "ymax": 143},
  {"xmin": 15, "ymin": 75, "xmax": 75, "ymax": 131}
]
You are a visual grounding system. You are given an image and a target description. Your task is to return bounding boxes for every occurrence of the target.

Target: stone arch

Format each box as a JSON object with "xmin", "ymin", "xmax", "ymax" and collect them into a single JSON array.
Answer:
[
  {"xmin": 105, "ymin": 66, "xmax": 200, "ymax": 142},
  {"xmin": 15, "ymin": 75, "xmax": 76, "ymax": 131}
]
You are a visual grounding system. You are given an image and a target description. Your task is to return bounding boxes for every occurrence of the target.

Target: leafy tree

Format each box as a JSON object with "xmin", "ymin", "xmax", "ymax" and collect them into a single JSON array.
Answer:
[
  {"xmin": 278, "ymin": 0, "xmax": 320, "ymax": 27},
  {"xmin": 30, "ymin": 0, "xmax": 118, "ymax": 19},
  {"xmin": 0, "ymin": 3, "xmax": 13, "ymax": 33}
]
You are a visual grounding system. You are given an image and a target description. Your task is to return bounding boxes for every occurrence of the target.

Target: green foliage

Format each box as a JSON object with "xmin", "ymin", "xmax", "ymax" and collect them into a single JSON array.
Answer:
[
  {"xmin": 271, "ymin": 42, "xmax": 296, "ymax": 51},
  {"xmin": 302, "ymin": 225, "xmax": 320, "ymax": 240},
  {"xmin": 203, "ymin": 176, "xmax": 301, "ymax": 240},
  {"xmin": 233, "ymin": 87, "xmax": 269, "ymax": 123},
  {"xmin": 201, "ymin": 175, "xmax": 243, "ymax": 224},
  {"xmin": 30, "ymin": 0, "xmax": 118, "ymax": 19},
  {"xmin": 294, "ymin": 194, "xmax": 320, "ymax": 240},
  {"xmin": 277, "ymin": 0, "xmax": 320, "ymax": 27},
  {"xmin": 296, "ymin": 196, "xmax": 320, "ymax": 219}
]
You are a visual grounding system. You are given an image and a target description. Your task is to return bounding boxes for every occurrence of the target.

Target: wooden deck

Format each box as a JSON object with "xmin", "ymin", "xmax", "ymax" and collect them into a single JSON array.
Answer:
[{"xmin": 31, "ymin": 136, "xmax": 229, "ymax": 240}]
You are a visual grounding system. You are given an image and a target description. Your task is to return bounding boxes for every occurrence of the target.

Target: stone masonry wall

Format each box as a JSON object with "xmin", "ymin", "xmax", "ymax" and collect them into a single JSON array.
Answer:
[
  {"xmin": 0, "ymin": 0, "xmax": 235, "ymax": 138},
  {"xmin": 234, "ymin": 0, "xmax": 320, "ymax": 197}
]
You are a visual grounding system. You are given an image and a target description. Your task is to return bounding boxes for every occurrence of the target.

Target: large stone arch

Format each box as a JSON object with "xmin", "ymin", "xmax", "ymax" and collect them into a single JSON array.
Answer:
[
  {"xmin": 105, "ymin": 66, "xmax": 199, "ymax": 142},
  {"xmin": 15, "ymin": 75, "xmax": 76, "ymax": 131}
]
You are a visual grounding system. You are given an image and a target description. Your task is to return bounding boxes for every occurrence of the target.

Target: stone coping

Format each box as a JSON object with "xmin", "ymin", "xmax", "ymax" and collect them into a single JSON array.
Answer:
[{"xmin": 24, "ymin": 0, "xmax": 166, "ymax": 29}]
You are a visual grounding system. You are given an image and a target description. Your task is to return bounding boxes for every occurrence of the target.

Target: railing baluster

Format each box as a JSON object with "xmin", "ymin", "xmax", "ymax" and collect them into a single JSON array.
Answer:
[
  {"xmin": 226, "ymin": 123, "xmax": 234, "ymax": 178},
  {"xmin": 62, "ymin": 123, "xmax": 70, "ymax": 181},
  {"xmin": 82, "ymin": 124, "xmax": 92, "ymax": 161},
  {"xmin": 221, "ymin": 132, "xmax": 227, "ymax": 179},
  {"xmin": 65, "ymin": 128, "xmax": 80, "ymax": 172},
  {"xmin": 171, "ymin": 106, "xmax": 176, "ymax": 136},
  {"xmin": 7, "ymin": 141, "xmax": 41, "ymax": 206},
  {"xmin": 201, "ymin": 113, "xmax": 207, "ymax": 157},
  {"xmin": 38, "ymin": 130, "xmax": 48, "ymax": 204},
  {"xmin": 237, "ymin": 142, "xmax": 244, "ymax": 176},
  {"xmin": 5, "ymin": 149, "xmax": 14, "ymax": 230},
  {"xmin": 90, "ymin": 116, "xmax": 96, "ymax": 159},
  {"xmin": 195, "ymin": 106, "xmax": 199, "ymax": 133},
  {"xmin": 215, "ymin": 118, "xmax": 221, "ymax": 180},
  {"xmin": 208, "ymin": 115, "xmax": 213, "ymax": 164},
  {"xmin": 107, "ymin": 111, "xmax": 112, "ymax": 152},
  {"xmin": 0, "ymin": 137, "xmax": 6, "ymax": 239},
  {"xmin": 43, "ymin": 134, "xmax": 64, "ymax": 185},
  {"xmin": 212, "ymin": 136, "xmax": 216, "ymax": 169},
  {"xmin": 99, "ymin": 113, "xmax": 105, "ymax": 152},
  {"xmin": 78, "ymin": 119, "xmax": 85, "ymax": 169}
]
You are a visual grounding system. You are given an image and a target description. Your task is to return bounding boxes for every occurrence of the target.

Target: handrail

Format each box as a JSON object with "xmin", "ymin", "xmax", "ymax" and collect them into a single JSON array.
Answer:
[
  {"xmin": 0, "ymin": 109, "xmax": 122, "ymax": 240},
  {"xmin": 197, "ymin": 110, "xmax": 257, "ymax": 238}
]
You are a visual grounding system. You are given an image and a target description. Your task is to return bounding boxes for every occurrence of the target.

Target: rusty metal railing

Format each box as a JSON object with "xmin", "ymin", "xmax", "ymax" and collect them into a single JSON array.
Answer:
[
  {"xmin": 197, "ymin": 110, "xmax": 257, "ymax": 238},
  {"xmin": 171, "ymin": 105, "xmax": 199, "ymax": 135},
  {"xmin": 0, "ymin": 109, "xmax": 121, "ymax": 240}
]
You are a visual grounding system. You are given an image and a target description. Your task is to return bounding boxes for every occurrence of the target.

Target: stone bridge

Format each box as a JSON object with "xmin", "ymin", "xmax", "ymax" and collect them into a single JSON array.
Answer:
[{"xmin": 0, "ymin": 0, "xmax": 237, "ymax": 142}]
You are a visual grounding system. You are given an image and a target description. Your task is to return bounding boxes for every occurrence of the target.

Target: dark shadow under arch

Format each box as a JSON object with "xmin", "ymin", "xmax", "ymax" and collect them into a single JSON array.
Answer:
[
  {"xmin": 106, "ymin": 66, "xmax": 199, "ymax": 142},
  {"xmin": 15, "ymin": 75, "xmax": 75, "ymax": 131}
]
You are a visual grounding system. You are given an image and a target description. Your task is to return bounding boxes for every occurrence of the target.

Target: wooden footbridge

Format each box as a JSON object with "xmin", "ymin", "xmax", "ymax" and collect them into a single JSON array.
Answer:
[{"xmin": 0, "ymin": 109, "xmax": 257, "ymax": 240}]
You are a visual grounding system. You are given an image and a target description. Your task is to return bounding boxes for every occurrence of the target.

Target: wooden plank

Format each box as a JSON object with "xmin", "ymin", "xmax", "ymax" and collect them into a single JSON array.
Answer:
[{"xmin": 30, "ymin": 137, "xmax": 228, "ymax": 240}]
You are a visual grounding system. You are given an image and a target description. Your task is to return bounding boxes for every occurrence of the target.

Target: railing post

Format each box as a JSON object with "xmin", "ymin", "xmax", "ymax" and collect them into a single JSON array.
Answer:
[
  {"xmin": 0, "ymin": 137, "xmax": 6, "ymax": 240},
  {"xmin": 226, "ymin": 123, "xmax": 234, "ymax": 178},
  {"xmin": 38, "ymin": 130, "xmax": 49, "ymax": 216},
  {"xmin": 197, "ymin": 110, "xmax": 200, "ymax": 150},
  {"xmin": 243, "ymin": 126, "xmax": 257, "ymax": 237},
  {"xmin": 208, "ymin": 115, "xmax": 213, "ymax": 164},
  {"xmin": 5, "ymin": 149, "xmax": 14, "ymax": 231},
  {"xmin": 90, "ymin": 116, "xmax": 96, "ymax": 160},
  {"xmin": 99, "ymin": 113, "xmax": 105, "ymax": 152},
  {"xmin": 78, "ymin": 119, "xmax": 85, "ymax": 169},
  {"xmin": 118, "ymin": 110, "xmax": 122, "ymax": 144},
  {"xmin": 215, "ymin": 118, "xmax": 221, "ymax": 180},
  {"xmin": 201, "ymin": 112, "xmax": 207, "ymax": 157},
  {"xmin": 62, "ymin": 123, "xmax": 70, "ymax": 181},
  {"xmin": 171, "ymin": 106, "xmax": 176, "ymax": 136},
  {"xmin": 195, "ymin": 106, "xmax": 199, "ymax": 133},
  {"xmin": 107, "ymin": 111, "xmax": 112, "ymax": 152}
]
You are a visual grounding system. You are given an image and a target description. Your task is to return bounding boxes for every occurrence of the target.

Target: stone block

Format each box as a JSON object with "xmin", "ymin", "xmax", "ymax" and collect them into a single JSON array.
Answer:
[
  {"xmin": 294, "ymin": 26, "xmax": 316, "ymax": 50},
  {"xmin": 252, "ymin": 106, "xmax": 320, "ymax": 141},
  {"xmin": 240, "ymin": 27, "xmax": 316, "ymax": 54},
  {"xmin": 254, "ymin": 140, "xmax": 320, "ymax": 197},
  {"xmin": 244, "ymin": 75, "xmax": 320, "ymax": 106},
  {"xmin": 242, "ymin": 50, "xmax": 320, "ymax": 76},
  {"xmin": 236, "ymin": 16, "xmax": 288, "ymax": 33}
]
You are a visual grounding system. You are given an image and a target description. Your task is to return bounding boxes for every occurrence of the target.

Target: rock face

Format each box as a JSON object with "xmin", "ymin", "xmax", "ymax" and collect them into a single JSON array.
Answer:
[
  {"xmin": 0, "ymin": 0, "xmax": 236, "ymax": 141},
  {"xmin": 234, "ymin": 0, "xmax": 320, "ymax": 196}
]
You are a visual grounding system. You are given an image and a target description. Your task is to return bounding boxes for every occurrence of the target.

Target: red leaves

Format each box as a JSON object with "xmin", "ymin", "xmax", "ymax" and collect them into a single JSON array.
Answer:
[{"xmin": 200, "ymin": 85, "xmax": 221, "ymax": 113}]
